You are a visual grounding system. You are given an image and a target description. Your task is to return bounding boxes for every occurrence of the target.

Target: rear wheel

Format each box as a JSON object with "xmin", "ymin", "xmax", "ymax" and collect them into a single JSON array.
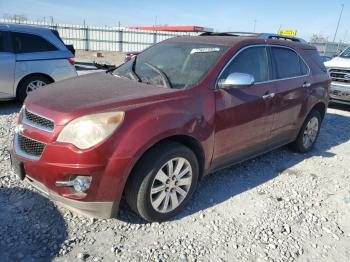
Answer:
[
  {"xmin": 125, "ymin": 141, "xmax": 199, "ymax": 222},
  {"xmin": 291, "ymin": 110, "xmax": 322, "ymax": 152},
  {"xmin": 17, "ymin": 75, "xmax": 52, "ymax": 102}
]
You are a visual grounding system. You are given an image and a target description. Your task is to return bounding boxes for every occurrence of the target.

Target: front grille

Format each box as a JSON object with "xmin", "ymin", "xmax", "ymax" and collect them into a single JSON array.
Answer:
[
  {"xmin": 329, "ymin": 68, "xmax": 350, "ymax": 84},
  {"xmin": 18, "ymin": 134, "xmax": 46, "ymax": 157},
  {"xmin": 24, "ymin": 108, "xmax": 55, "ymax": 131}
]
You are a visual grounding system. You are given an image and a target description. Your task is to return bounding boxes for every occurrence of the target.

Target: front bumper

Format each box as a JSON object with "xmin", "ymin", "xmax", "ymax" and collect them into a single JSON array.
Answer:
[
  {"xmin": 12, "ymin": 131, "xmax": 134, "ymax": 218},
  {"xmin": 25, "ymin": 175, "xmax": 115, "ymax": 218},
  {"xmin": 329, "ymin": 83, "xmax": 350, "ymax": 105}
]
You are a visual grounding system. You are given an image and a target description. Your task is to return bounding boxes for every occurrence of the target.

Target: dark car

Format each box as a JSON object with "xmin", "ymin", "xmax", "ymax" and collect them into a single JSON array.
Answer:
[{"xmin": 11, "ymin": 33, "xmax": 330, "ymax": 222}]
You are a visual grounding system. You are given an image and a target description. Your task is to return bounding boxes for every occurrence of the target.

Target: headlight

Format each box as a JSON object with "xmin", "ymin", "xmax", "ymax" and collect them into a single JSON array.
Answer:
[{"xmin": 57, "ymin": 111, "xmax": 124, "ymax": 149}]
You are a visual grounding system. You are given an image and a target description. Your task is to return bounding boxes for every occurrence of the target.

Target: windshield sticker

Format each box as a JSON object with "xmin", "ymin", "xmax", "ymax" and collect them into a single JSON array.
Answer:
[{"xmin": 190, "ymin": 48, "xmax": 221, "ymax": 54}]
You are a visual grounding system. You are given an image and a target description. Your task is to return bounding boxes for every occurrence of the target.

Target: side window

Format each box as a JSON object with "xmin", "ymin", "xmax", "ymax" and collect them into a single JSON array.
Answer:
[
  {"xmin": 305, "ymin": 49, "xmax": 327, "ymax": 73},
  {"xmin": 0, "ymin": 31, "xmax": 4, "ymax": 52},
  {"xmin": 11, "ymin": 32, "xmax": 58, "ymax": 53},
  {"xmin": 300, "ymin": 58, "xmax": 309, "ymax": 75},
  {"xmin": 221, "ymin": 46, "xmax": 269, "ymax": 83},
  {"xmin": 271, "ymin": 47, "xmax": 308, "ymax": 79}
]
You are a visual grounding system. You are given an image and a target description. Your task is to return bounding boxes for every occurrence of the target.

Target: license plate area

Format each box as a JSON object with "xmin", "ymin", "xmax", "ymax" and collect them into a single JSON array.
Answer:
[{"xmin": 330, "ymin": 86, "xmax": 350, "ymax": 100}]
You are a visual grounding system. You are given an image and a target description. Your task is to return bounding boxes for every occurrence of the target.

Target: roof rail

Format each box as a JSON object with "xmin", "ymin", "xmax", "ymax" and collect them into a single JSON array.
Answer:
[
  {"xmin": 258, "ymin": 33, "xmax": 306, "ymax": 43},
  {"xmin": 200, "ymin": 32, "xmax": 258, "ymax": 37},
  {"xmin": 200, "ymin": 32, "xmax": 306, "ymax": 43}
]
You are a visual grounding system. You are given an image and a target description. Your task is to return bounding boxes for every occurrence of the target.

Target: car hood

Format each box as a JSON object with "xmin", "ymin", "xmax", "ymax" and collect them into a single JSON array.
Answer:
[
  {"xmin": 25, "ymin": 72, "xmax": 176, "ymax": 124},
  {"xmin": 324, "ymin": 56, "xmax": 350, "ymax": 69}
]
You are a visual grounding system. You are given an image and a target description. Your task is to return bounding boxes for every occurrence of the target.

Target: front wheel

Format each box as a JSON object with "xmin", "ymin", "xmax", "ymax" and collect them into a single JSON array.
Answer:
[
  {"xmin": 125, "ymin": 141, "xmax": 199, "ymax": 222},
  {"xmin": 291, "ymin": 110, "xmax": 322, "ymax": 152}
]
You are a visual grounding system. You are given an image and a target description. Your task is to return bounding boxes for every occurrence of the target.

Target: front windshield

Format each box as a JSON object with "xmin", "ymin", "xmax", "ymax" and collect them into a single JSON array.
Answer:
[
  {"xmin": 340, "ymin": 46, "xmax": 350, "ymax": 58},
  {"xmin": 113, "ymin": 42, "xmax": 227, "ymax": 88}
]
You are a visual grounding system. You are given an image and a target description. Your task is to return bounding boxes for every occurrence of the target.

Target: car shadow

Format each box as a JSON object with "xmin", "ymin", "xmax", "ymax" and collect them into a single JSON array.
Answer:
[
  {"xmin": 328, "ymin": 102, "xmax": 350, "ymax": 112},
  {"xmin": 0, "ymin": 100, "xmax": 22, "ymax": 115},
  {"xmin": 118, "ymin": 110, "xmax": 350, "ymax": 224},
  {"xmin": 0, "ymin": 187, "xmax": 67, "ymax": 261}
]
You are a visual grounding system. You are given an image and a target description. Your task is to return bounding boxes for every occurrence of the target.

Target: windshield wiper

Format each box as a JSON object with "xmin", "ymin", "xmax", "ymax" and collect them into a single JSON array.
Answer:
[
  {"xmin": 108, "ymin": 56, "xmax": 142, "ymax": 82},
  {"xmin": 130, "ymin": 56, "xmax": 142, "ymax": 82},
  {"xmin": 145, "ymin": 62, "xmax": 172, "ymax": 89},
  {"xmin": 106, "ymin": 65, "xmax": 120, "ymax": 73}
]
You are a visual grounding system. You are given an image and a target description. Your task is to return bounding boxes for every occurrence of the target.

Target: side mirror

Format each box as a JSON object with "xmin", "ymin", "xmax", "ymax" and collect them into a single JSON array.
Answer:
[{"xmin": 218, "ymin": 73, "xmax": 255, "ymax": 89}]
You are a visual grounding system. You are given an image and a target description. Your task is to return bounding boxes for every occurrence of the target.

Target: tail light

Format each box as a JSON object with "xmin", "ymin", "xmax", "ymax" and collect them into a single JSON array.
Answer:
[{"xmin": 67, "ymin": 58, "xmax": 75, "ymax": 65}]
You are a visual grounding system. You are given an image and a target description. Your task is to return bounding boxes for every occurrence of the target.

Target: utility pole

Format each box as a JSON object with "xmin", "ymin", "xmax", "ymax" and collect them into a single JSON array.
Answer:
[
  {"xmin": 332, "ymin": 4, "xmax": 344, "ymax": 43},
  {"xmin": 253, "ymin": 20, "xmax": 257, "ymax": 33},
  {"xmin": 154, "ymin": 15, "xmax": 158, "ymax": 28},
  {"xmin": 278, "ymin": 24, "xmax": 282, "ymax": 33}
]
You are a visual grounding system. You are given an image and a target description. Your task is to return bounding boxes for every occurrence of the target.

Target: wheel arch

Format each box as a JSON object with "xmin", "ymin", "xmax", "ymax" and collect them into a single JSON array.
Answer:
[
  {"xmin": 311, "ymin": 102, "xmax": 327, "ymax": 121},
  {"xmin": 16, "ymin": 73, "xmax": 55, "ymax": 96},
  {"xmin": 123, "ymin": 134, "xmax": 206, "ymax": 197}
]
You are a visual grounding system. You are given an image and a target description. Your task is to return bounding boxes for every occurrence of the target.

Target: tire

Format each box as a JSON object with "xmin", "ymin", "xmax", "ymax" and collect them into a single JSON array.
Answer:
[
  {"xmin": 16, "ymin": 75, "xmax": 52, "ymax": 103},
  {"xmin": 290, "ymin": 110, "xmax": 322, "ymax": 153},
  {"xmin": 125, "ymin": 141, "xmax": 199, "ymax": 222}
]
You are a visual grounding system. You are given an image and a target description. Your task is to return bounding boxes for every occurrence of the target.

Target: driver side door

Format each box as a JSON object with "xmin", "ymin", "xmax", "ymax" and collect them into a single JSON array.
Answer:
[{"xmin": 212, "ymin": 45, "xmax": 277, "ymax": 169}]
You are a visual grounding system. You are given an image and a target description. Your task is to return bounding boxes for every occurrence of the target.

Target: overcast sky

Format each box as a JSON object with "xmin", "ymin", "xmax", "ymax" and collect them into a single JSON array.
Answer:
[{"xmin": 0, "ymin": 0, "xmax": 349, "ymax": 42}]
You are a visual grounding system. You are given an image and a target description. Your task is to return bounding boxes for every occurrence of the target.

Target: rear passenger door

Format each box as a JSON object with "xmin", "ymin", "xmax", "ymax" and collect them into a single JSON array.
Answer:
[
  {"xmin": 268, "ymin": 46, "xmax": 310, "ymax": 145},
  {"xmin": 0, "ymin": 31, "xmax": 16, "ymax": 98}
]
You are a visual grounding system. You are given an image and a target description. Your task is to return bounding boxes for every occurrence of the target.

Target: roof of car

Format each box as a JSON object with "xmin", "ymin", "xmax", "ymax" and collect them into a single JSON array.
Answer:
[
  {"xmin": 0, "ymin": 23, "xmax": 52, "ymax": 33},
  {"xmin": 167, "ymin": 34, "xmax": 315, "ymax": 50}
]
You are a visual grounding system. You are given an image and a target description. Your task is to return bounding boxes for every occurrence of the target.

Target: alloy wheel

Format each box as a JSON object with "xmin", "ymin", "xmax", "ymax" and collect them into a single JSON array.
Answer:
[
  {"xmin": 150, "ymin": 157, "xmax": 193, "ymax": 213},
  {"xmin": 303, "ymin": 116, "xmax": 319, "ymax": 149},
  {"xmin": 26, "ymin": 80, "xmax": 47, "ymax": 93}
]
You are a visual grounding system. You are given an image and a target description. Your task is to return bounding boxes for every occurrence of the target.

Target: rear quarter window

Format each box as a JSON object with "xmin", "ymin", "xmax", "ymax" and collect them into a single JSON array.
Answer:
[
  {"xmin": 304, "ymin": 49, "xmax": 327, "ymax": 73},
  {"xmin": 271, "ymin": 47, "xmax": 308, "ymax": 79},
  {"xmin": 0, "ymin": 31, "xmax": 4, "ymax": 52},
  {"xmin": 11, "ymin": 32, "xmax": 58, "ymax": 53}
]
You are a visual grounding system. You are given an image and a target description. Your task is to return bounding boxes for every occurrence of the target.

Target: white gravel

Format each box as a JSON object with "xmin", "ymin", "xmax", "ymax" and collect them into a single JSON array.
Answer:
[{"xmin": 0, "ymin": 100, "xmax": 349, "ymax": 262}]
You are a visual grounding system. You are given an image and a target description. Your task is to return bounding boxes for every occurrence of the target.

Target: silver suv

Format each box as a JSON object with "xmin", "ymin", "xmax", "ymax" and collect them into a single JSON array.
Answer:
[
  {"xmin": 325, "ymin": 45, "xmax": 350, "ymax": 106},
  {"xmin": 0, "ymin": 23, "xmax": 77, "ymax": 102}
]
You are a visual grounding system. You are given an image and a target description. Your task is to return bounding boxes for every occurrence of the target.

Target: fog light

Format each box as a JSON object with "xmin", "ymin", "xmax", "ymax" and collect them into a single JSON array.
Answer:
[
  {"xmin": 56, "ymin": 176, "xmax": 92, "ymax": 193},
  {"xmin": 73, "ymin": 176, "xmax": 92, "ymax": 193}
]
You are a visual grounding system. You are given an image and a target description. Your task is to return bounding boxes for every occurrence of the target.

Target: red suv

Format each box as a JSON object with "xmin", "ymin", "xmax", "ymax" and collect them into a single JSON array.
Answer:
[{"xmin": 11, "ymin": 33, "xmax": 330, "ymax": 222}]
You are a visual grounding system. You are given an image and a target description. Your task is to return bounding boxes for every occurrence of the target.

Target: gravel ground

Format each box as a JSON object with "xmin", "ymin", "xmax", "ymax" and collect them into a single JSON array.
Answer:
[{"xmin": 0, "ymin": 99, "xmax": 349, "ymax": 262}]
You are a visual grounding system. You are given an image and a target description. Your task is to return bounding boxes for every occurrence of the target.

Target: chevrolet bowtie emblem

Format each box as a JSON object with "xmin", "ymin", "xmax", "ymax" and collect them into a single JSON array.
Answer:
[{"xmin": 15, "ymin": 124, "xmax": 26, "ymax": 134}]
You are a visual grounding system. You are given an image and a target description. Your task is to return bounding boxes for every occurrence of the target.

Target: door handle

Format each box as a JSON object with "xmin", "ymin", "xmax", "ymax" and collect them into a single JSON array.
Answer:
[
  {"xmin": 302, "ymin": 82, "xmax": 311, "ymax": 88},
  {"xmin": 262, "ymin": 92, "xmax": 275, "ymax": 100}
]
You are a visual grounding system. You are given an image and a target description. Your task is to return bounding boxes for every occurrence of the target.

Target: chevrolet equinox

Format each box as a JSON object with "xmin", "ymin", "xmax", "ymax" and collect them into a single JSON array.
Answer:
[{"xmin": 11, "ymin": 33, "xmax": 330, "ymax": 222}]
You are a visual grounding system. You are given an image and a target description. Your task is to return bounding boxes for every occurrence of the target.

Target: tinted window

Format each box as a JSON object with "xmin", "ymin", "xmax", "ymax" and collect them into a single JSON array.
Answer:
[
  {"xmin": 11, "ymin": 32, "xmax": 57, "ymax": 53},
  {"xmin": 300, "ymin": 58, "xmax": 308, "ymax": 75},
  {"xmin": 305, "ymin": 49, "xmax": 327, "ymax": 73},
  {"xmin": 221, "ymin": 46, "xmax": 269, "ymax": 83},
  {"xmin": 271, "ymin": 47, "xmax": 308, "ymax": 79},
  {"xmin": 0, "ymin": 31, "xmax": 4, "ymax": 52}
]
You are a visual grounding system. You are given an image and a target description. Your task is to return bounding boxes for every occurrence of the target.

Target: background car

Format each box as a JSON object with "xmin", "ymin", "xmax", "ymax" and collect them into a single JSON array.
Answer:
[
  {"xmin": 0, "ymin": 23, "xmax": 77, "ymax": 102},
  {"xmin": 325, "ymin": 45, "xmax": 350, "ymax": 106}
]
